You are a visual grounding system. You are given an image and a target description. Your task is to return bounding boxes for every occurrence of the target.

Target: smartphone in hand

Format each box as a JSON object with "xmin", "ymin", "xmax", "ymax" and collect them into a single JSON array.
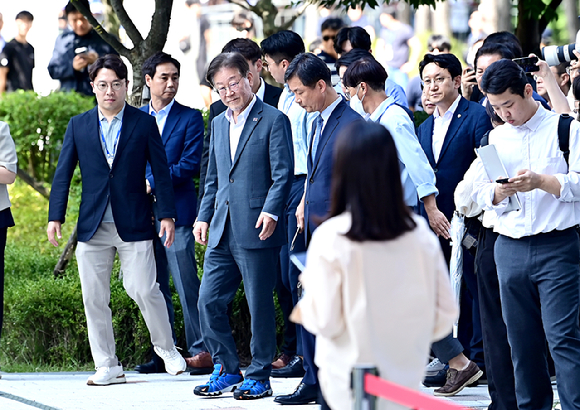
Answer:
[{"xmin": 512, "ymin": 56, "xmax": 539, "ymax": 72}]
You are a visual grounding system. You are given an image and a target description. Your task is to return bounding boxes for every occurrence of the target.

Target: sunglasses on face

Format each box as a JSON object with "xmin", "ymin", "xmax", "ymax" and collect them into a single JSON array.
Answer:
[{"xmin": 322, "ymin": 35, "xmax": 336, "ymax": 42}]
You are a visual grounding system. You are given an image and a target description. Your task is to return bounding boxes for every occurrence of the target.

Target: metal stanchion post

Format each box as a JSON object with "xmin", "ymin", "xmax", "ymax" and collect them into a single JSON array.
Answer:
[{"xmin": 352, "ymin": 364, "xmax": 378, "ymax": 410}]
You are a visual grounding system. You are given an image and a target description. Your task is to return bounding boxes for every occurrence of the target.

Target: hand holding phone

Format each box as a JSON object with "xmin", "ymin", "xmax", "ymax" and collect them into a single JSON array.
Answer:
[
  {"xmin": 496, "ymin": 177, "xmax": 510, "ymax": 184},
  {"xmin": 512, "ymin": 56, "xmax": 539, "ymax": 72}
]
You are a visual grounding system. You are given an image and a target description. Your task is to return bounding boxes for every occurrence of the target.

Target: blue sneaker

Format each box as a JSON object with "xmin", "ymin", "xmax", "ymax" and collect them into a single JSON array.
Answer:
[
  {"xmin": 233, "ymin": 378, "xmax": 273, "ymax": 400},
  {"xmin": 193, "ymin": 364, "xmax": 243, "ymax": 396}
]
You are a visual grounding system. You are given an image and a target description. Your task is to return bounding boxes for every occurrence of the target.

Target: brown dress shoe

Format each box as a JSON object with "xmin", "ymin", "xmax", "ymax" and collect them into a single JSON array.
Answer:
[
  {"xmin": 271, "ymin": 353, "xmax": 292, "ymax": 369},
  {"xmin": 433, "ymin": 361, "xmax": 483, "ymax": 397},
  {"xmin": 185, "ymin": 352, "xmax": 213, "ymax": 375}
]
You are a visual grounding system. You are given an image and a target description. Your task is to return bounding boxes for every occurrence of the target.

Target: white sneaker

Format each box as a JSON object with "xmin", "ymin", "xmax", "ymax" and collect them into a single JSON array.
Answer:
[
  {"xmin": 154, "ymin": 345, "xmax": 186, "ymax": 376},
  {"xmin": 425, "ymin": 358, "xmax": 446, "ymax": 377},
  {"xmin": 87, "ymin": 365, "xmax": 126, "ymax": 386}
]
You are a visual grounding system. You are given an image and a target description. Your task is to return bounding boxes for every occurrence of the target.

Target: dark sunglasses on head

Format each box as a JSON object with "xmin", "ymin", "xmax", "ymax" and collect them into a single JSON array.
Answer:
[{"xmin": 322, "ymin": 35, "xmax": 336, "ymax": 42}]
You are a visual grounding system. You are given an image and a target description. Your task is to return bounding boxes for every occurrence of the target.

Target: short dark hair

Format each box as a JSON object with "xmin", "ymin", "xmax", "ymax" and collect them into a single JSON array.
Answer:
[
  {"xmin": 222, "ymin": 38, "xmax": 262, "ymax": 64},
  {"xmin": 481, "ymin": 59, "xmax": 527, "ymax": 98},
  {"xmin": 483, "ymin": 31, "xmax": 523, "ymax": 58},
  {"xmin": 16, "ymin": 11, "xmax": 34, "ymax": 21},
  {"xmin": 321, "ymin": 17, "xmax": 344, "ymax": 32},
  {"xmin": 261, "ymin": 30, "xmax": 305, "ymax": 63},
  {"xmin": 343, "ymin": 56, "xmax": 387, "ymax": 92},
  {"xmin": 419, "ymin": 53, "xmax": 462, "ymax": 80},
  {"xmin": 573, "ymin": 76, "xmax": 580, "ymax": 121},
  {"xmin": 427, "ymin": 34, "xmax": 451, "ymax": 52},
  {"xmin": 285, "ymin": 53, "xmax": 331, "ymax": 87},
  {"xmin": 554, "ymin": 61, "xmax": 571, "ymax": 76},
  {"xmin": 334, "ymin": 26, "xmax": 371, "ymax": 54},
  {"xmin": 327, "ymin": 121, "xmax": 416, "ymax": 241},
  {"xmin": 65, "ymin": 0, "xmax": 89, "ymax": 16},
  {"xmin": 335, "ymin": 48, "xmax": 373, "ymax": 72},
  {"xmin": 89, "ymin": 54, "xmax": 128, "ymax": 81},
  {"xmin": 475, "ymin": 43, "xmax": 515, "ymax": 71},
  {"xmin": 206, "ymin": 52, "xmax": 249, "ymax": 87},
  {"xmin": 142, "ymin": 52, "xmax": 181, "ymax": 81}
]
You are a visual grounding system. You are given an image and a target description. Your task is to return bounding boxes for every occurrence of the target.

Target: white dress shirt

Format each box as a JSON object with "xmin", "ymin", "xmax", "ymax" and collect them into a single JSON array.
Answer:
[
  {"xmin": 255, "ymin": 77, "xmax": 265, "ymax": 102},
  {"xmin": 471, "ymin": 104, "xmax": 580, "ymax": 238},
  {"xmin": 149, "ymin": 98, "xmax": 175, "ymax": 135},
  {"xmin": 225, "ymin": 94, "xmax": 257, "ymax": 162},
  {"xmin": 432, "ymin": 94, "xmax": 462, "ymax": 162},
  {"xmin": 225, "ymin": 95, "xmax": 277, "ymax": 221}
]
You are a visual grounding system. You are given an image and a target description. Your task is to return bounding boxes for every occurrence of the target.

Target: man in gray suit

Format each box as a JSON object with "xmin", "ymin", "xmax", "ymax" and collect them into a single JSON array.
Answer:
[{"xmin": 193, "ymin": 52, "xmax": 293, "ymax": 400}]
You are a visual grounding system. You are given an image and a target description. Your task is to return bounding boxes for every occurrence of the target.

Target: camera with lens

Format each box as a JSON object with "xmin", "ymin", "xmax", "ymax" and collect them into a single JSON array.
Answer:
[{"xmin": 542, "ymin": 43, "xmax": 580, "ymax": 66}]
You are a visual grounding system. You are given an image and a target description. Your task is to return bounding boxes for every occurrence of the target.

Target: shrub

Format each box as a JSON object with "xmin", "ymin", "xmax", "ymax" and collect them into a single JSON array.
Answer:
[{"xmin": 0, "ymin": 91, "xmax": 95, "ymax": 184}]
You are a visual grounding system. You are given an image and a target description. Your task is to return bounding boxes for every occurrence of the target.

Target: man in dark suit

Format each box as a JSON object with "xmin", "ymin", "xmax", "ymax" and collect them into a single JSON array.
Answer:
[
  {"xmin": 417, "ymin": 52, "xmax": 492, "ymax": 396},
  {"xmin": 47, "ymin": 54, "xmax": 186, "ymax": 386},
  {"xmin": 133, "ymin": 52, "xmax": 210, "ymax": 375},
  {"xmin": 198, "ymin": 38, "xmax": 282, "ymax": 205},
  {"xmin": 193, "ymin": 52, "xmax": 293, "ymax": 399},
  {"xmin": 274, "ymin": 53, "xmax": 365, "ymax": 406}
]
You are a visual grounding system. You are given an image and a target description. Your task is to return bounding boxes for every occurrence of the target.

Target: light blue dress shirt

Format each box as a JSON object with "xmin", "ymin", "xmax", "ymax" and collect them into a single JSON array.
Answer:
[
  {"xmin": 370, "ymin": 96, "xmax": 438, "ymax": 207},
  {"xmin": 279, "ymin": 85, "xmax": 317, "ymax": 175},
  {"xmin": 98, "ymin": 104, "xmax": 125, "ymax": 223}
]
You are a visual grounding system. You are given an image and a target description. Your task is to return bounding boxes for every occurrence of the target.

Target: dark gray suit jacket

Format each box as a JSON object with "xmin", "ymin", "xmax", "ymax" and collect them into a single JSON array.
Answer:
[{"xmin": 197, "ymin": 98, "xmax": 293, "ymax": 249}]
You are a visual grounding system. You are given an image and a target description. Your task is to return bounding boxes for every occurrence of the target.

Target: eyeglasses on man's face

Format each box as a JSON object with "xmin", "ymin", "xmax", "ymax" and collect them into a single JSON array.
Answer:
[
  {"xmin": 566, "ymin": 66, "xmax": 580, "ymax": 76},
  {"xmin": 322, "ymin": 35, "xmax": 336, "ymax": 42},
  {"xmin": 215, "ymin": 79, "xmax": 242, "ymax": 96},
  {"xmin": 94, "ymin": 81, "xmax": 125, "ymax": 92},
  {"xmin": 421, "ymin": 76, "xmax": 451, "ymax": 88}
]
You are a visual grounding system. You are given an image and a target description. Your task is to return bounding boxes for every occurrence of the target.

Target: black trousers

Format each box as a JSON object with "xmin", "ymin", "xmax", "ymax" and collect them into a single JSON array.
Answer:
[{"xmin": 475, "ymin": 227, "xmax": 517, "ymax": 410}]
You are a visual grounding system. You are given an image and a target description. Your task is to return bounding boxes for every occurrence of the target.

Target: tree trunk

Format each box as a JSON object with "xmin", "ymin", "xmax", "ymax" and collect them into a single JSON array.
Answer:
[
  {"xmin": 563, "ymin": 0, "xmax": 579, "ymax": 43},
  {"xmin": 516, "ymin": 2, "xmax": 542, "ymax": 56},
  {"xmin": 254, "ymin": 0, "xmax": 279, "ymax": 39},
  {"xmin": 432, "ymin": 1, "xmax": 451, "ymax": 39},
  {"xmin": 398, "ymin": 2, "xmax": 411, "ymax": 25},
  {"xmin": 16, "ymin": 168, "xmax": 50, "ymax": 200},
  {"xmin": 102, "ymin": 0, "xmax": 121, "ymax": 38},
  {"xmin": 54, "ymin": 224, "xmax": 78, "ymax": 278},
  {"xmin": 414, "ymin": 5, "xmax": 431, "ymax": 34},
  {"xmin": 481, "ymin": 0, "xmax": 512, "ymax": 34}
]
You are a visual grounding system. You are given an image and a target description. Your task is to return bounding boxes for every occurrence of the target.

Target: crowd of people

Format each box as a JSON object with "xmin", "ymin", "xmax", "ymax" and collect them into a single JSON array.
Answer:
[{"xmin": 1, "ymin": 0, "xmax": 580, "ymax": 409}]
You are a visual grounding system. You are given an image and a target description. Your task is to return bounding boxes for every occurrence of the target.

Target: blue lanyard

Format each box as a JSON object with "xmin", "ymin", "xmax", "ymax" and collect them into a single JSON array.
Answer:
[{"xmin": 99, "ymin": 119, "xmax": 122, "ymax": 166}]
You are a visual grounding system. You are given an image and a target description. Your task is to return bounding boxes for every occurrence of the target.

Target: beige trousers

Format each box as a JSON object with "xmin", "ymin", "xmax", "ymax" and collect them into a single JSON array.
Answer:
[{"xmin": 76, "ymin": 222, "xmax": 173, "ymax": 367}]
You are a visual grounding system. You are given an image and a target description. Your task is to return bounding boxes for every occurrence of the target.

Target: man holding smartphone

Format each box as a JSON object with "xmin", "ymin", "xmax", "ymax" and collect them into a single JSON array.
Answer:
[{"xmin": 48, "ymin": 0, "xmax": 116, "ymax": 96}]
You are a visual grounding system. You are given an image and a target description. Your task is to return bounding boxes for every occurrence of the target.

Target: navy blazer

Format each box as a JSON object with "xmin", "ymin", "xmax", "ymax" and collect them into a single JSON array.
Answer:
[
  {"xmin": 417, "ymin": 96, "xmax": 492, "ymax": 221},
  {"xmin": 48, "ymin": 105, "xmax": 176, "ymax": 242},
  {"xmin": 198, "ymin": 98, "xmax": 293, "ymax": 250},
  {"xmin": 198, "ymin": 81, "xmax": 283, "ymax": 208},
  {"xmin": 304, "ymin": 99, "xmax": 365, "ymax": 235},
  {"xmin": 141, "ymin": 101, "xmax": 204, "ymax": 227}
]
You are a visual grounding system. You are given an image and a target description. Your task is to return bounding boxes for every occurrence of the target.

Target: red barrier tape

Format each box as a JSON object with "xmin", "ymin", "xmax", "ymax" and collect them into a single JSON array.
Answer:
[{"xmin": 364, "ymin": 373, "xmax": 471, "ymax": 410}]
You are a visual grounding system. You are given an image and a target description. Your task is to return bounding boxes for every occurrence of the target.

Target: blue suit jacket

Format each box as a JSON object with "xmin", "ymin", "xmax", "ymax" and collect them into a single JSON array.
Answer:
[
  {"xmin": 48, "ymin": 105, "xmax": 176, "ymax": 242},
  {"xmin": 304, "ymin": 99, "xmax": 365, "ymax": 235},
  {"xmin": 141, "ymin": 101, "xmax": 204, "ymax": 227},
  {"xmin": 417, "ymin": 96, "xmax": 492, "ymax": 221},
  {"xmin": 198, "ymin": 98, "xmax": 293, "ymax": 249}
]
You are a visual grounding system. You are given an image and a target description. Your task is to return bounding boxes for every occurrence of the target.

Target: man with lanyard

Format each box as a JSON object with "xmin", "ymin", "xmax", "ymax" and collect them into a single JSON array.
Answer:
[
  {"xmin": 342, "ymin": 55, "xmax": 442, "ymax": 218},
  {"xmin": 47, "ymin": 54, "xmax": 185, "ymax": 386}
]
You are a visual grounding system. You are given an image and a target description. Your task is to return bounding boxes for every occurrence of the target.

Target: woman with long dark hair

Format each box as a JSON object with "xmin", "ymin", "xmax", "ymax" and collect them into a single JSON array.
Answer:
[{"xmin": 291, "ymin": 122, "xmax": 456, "ymax": 410}]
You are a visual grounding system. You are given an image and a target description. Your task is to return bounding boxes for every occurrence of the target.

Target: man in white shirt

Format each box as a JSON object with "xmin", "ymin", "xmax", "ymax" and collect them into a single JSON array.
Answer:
[
  {"xmin": 193, "ymin": 52, "xmax": 293, "ymax": 399},
  {"xmin": 473, "ymin": 58, "xmax": 580, "ymax": 410},
  {"xmin": 416, "ymin": 52, "xmax": 492, "ymax": 396}
]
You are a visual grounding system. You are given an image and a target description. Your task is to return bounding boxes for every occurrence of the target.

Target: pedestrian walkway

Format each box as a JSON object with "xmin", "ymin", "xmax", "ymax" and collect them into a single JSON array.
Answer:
[{"xmin": 0, "ymin": 371, "xmax": 559, "ymax": 410}]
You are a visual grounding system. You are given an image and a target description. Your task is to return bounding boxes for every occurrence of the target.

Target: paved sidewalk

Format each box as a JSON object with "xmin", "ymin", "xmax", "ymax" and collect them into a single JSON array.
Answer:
[{"xmin": 0, "ymin": 371, "xmax": 559, "ymax": 410}]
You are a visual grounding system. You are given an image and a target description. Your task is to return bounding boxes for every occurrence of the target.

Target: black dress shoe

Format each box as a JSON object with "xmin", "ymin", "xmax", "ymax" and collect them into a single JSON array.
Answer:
[
  {"xmin": 274, "ymin": 382, "xmax": 318, "ymax": 405},
  {"xmin": 271, "ymin": 355, "xmax": 305, "ymax": 378},
  {"xmin": 134, "ymin": 359, "xmax": 165, "ymax": 374}
]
